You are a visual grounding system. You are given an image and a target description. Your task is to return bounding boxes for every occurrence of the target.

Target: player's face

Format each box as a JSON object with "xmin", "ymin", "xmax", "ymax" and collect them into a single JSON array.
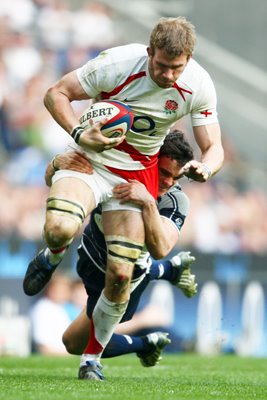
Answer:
[
  {"xmin": 158, "ymin": 155, "xmax": 183, "ymax": 196},
  {"xmin": 147, "ymin": 47, "xmax": 189, "ymax": 88}
]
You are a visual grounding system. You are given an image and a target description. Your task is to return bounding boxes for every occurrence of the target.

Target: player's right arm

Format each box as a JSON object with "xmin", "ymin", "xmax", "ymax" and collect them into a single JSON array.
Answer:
[
  {"xmin": 44, "ymin": 71, "xmax": 90, "ymax": 133},
  {"xmin": 44, "ymin": 71, "xmax": 123, "ymax": 152}
]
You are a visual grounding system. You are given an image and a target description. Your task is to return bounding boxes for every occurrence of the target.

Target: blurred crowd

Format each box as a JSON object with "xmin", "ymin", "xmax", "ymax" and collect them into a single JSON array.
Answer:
[
  {"xmin": 0, "ymin": 0, "xmax": 267, "ymax": 255},
  {"xmin": 0, "ymin": 0, "xmax": 119, "ymax": 237},
  {"xmin": 0, "ymin": 0, "xmax": 118, "ymax": 158},
  {"xmin": 28, "ymin": 274, "xmax": 184, "ymax": 356},
  {"xmin": 180, "ymin": 180, "xmax": 267, "ymax": 254},
  {"xmin": 29, "ymin": 274, "xmax": 87, "ymax": 355}
]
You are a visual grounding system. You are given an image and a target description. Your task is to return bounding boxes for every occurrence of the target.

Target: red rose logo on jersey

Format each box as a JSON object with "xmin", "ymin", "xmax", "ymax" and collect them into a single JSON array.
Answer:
[{"xmin": 164, "ymin": 100, "xmax": 178, "ymax": 114}]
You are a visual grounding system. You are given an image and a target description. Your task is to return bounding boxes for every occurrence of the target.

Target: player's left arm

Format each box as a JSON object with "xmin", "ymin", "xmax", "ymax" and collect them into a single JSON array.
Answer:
[
  {"xmin": 183, "ymin": 70, "xmax": 224, "ymax": 182},
  {"xmin": 182, "ymin": 123, "xmax": 224, "ymax": 182}
]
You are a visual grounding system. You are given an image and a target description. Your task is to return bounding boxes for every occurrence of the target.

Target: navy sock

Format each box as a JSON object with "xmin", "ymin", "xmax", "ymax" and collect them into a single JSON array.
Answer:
[
  {"xmin": 149, "ymin": 259, "xmax": 177, "ymax": 282},
  {"xmin": 102, "ymin": 333, "xmax": 151, "ymax": 358}
]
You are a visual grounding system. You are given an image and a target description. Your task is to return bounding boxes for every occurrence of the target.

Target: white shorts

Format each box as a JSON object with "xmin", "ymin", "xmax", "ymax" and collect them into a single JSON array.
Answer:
[{"xmin": 52, "ymin": 166, "xmax": 142, "ymax": 213}]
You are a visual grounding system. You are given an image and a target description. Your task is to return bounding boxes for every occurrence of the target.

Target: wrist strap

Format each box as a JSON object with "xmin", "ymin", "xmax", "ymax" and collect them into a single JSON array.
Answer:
[
  {"xmin": 71, "ymin": 126, "xmax": 84, "ymax": 144},
  {"xmin": 202, "ymin": 163, "xmax": 212, "ymax": 179},
  {"xmin": 51, "ymin": 156, "xmax": 59, "ymax": 172}
]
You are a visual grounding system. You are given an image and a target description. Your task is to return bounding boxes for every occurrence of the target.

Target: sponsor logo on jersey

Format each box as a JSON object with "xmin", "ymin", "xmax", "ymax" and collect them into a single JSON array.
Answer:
[
  {"xmin": 175, "ymin": 217, "xmax": 183, "ymax": 229},
  {"xmin": 123, "ymin": 98, "xmax": 139, "ymax": 102}
]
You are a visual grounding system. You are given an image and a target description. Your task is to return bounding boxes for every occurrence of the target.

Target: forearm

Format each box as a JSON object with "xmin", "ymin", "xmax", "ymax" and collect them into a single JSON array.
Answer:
[
  {"xmin": 200, "ymin": 142, "xmax": 224, "ymax": 177},
  {"xmin": 193, "ymin": 123, "xmax": 224, "ymax": 177},
  {"xmin": 44, "ymin": 88, "xmax": 80, "ymax": 135},
  {"xmin": 142, "ymin": 200, "xmax": 176, "ymax": 259},
  {"xmin": 113, "ymin": 180, "xmax": 178, "ymax": 258}
]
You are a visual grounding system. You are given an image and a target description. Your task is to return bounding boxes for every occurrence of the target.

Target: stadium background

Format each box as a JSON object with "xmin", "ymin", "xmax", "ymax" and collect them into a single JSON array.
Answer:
[{"xmin": 0, "ymin": 0, "xmax": 266, "ymax": 357}]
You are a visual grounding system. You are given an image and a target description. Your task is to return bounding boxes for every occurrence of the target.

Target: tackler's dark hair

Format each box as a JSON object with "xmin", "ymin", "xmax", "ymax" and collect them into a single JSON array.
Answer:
[{"xmin": 160, "ymin": 129, "xmax": 194, "ymax": 166}]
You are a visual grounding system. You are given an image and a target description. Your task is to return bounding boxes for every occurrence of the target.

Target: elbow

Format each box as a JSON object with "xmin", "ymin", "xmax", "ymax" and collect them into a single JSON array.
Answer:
[
  {"xmin": 217, "ymin": 144, "xmax": 225, "ymax": 167},
  {"xmin": 221, "ymin": 147, "xmax": 225, "ymax": 166},
  {"xmin": 152, "ymin": 252, "xmax": 166, "ymax": 260},
  {"xmin": 43, "ymin": 86, "xmax": 56, "ymax": 111},
  {"xmin": 214, "ymin": 146, "xmax": 225, "ymax": 175},
  {"xmin": 216, "ymin": 143, "xmax": 225, "ymax": 170},
  {"xmin": 149, "ymin": 244, "xmax": 172, "ymax": 260}
]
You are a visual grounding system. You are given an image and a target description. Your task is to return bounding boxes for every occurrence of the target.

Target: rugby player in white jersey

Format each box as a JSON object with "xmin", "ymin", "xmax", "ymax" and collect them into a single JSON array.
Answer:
[{"xmin": 23, "ymin": 17, "xmax": 224, "ymax": 379}]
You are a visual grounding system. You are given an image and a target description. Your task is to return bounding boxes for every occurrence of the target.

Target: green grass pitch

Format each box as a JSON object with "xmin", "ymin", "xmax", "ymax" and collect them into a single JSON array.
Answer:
[{"xmin": 0, "ymin": 353, "xmax": 266, "ymax": 400}]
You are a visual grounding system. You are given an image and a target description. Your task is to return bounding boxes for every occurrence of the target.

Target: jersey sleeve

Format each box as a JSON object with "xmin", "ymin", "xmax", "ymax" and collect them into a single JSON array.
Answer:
[
  {"xmin": 157, "ymin": 186, "xmax": 190, "ymax": 232},
  {"xmin": 76, "ymin": 43, "xmax": 148, "ymax": 102},
  {"xmin": 190, "ymin": 72, "xmax": 219, "ymax": 127},
  {"xmin": 76, "ymin": 50, "xmax": 119, "ymax": 98}
]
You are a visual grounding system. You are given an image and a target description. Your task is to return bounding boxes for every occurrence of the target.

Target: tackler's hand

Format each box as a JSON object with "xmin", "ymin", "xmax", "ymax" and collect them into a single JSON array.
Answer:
[{"xmin": 45, "ymin": 151, "xmax": 94, "ymax": 186}]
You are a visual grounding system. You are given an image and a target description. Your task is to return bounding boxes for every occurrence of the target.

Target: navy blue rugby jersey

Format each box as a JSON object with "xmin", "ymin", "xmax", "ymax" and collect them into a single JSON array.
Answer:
[{"xmin": 157, "ymin": 183, "xmax": 189, "ymax": 232}]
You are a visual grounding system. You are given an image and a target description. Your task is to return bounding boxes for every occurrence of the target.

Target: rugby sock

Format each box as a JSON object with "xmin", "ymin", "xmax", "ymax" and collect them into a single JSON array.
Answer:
[
  {"xmin": 80, "ymin": 291, "xmax": 128, "ymax": 365},
  {"xmin": 102, "ymin": 333, "xmax": 150, "ymax": 358},
  {"xmin": 149, "ymin": 260, "xmax": 174, "ymax": 281},
  {"xmin": 44, "ymin": 246, "xmax": 69, "ymax": 267}
]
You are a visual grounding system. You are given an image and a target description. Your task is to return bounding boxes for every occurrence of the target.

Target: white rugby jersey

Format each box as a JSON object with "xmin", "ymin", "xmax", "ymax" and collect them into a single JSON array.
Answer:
[{"xmin": 76, "ymin": 43, "xmax": 218, "ymax": 170}]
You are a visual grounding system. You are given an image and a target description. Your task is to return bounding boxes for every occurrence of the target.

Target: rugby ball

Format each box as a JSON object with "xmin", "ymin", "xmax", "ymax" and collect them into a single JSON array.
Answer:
[{"xmin": 79, "ymin": 100, "xmax": 134, "ymax": 138}]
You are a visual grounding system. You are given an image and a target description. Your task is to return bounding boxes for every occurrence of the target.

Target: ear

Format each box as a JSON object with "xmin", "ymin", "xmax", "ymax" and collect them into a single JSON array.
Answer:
[{"xmin": 147, "ymin": 47, "xmax": 151, "ymax": 56}]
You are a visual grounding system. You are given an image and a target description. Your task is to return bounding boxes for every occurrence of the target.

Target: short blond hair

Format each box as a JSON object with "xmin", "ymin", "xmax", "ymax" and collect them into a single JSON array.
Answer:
[{"xmin": 149, "ymin": 16, "xmax": 196, "ymax": 58}]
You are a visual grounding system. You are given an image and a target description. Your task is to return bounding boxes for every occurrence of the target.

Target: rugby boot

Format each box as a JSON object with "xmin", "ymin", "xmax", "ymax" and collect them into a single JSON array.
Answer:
[
  {"xmin": 78, "ymin": 360, "xmax": 105, "ymax": 381},
  {"xmin": 23, "ymin": 249, "xmax": 57, "ymax": 296},
  {"xmin": 170, "ymin": 251, "xmax": 197, "ymax": 297},
  {"xmin": 137, "ymin": 331, "xmax": 171, "ymax": 367}
]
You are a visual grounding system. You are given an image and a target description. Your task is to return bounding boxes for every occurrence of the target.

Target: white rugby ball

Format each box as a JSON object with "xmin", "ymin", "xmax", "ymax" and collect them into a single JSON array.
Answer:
[{"xmin": 79, "ymin": 100, "xmax": 134, "ymax": 138}]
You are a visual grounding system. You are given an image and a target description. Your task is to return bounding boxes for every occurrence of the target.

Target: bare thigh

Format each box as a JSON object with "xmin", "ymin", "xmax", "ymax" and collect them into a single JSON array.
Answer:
[
  {"xmin": 48, "ymin": 177, "xmax": 96, "ymax": 216},
  {"xmin": 44, "ymin": 177, "xmax": 96, "ymax": 245}
]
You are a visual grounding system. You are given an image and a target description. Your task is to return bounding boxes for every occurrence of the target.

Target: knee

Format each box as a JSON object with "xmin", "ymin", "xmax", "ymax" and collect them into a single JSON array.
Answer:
[
  {"xmin": 104, "ymin": 235, "xmax": 143, "ymax": 300},
  {"xmin": 62, "ymin": 331, "xmax": 83, "ymax": 355},
  {"xmin": 44, "ymin": 197, "xmax": 86, "ymax": 247},
  {"xmin": 44, "ymin": 218, "xmax": 77, "ymax": 247},
  {"xmin": 108, "ymin": 263, "xmax": 132, "ymax": 283},
  {"xmin": 106, "ymin": 263, "xmax": 133, "ymax": 300}
]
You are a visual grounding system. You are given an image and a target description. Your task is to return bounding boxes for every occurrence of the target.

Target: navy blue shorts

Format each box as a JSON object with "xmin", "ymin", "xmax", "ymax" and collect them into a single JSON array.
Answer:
[{"xmin": 77, "ymin": 246, "xmax": 150, "ymax": 322}]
